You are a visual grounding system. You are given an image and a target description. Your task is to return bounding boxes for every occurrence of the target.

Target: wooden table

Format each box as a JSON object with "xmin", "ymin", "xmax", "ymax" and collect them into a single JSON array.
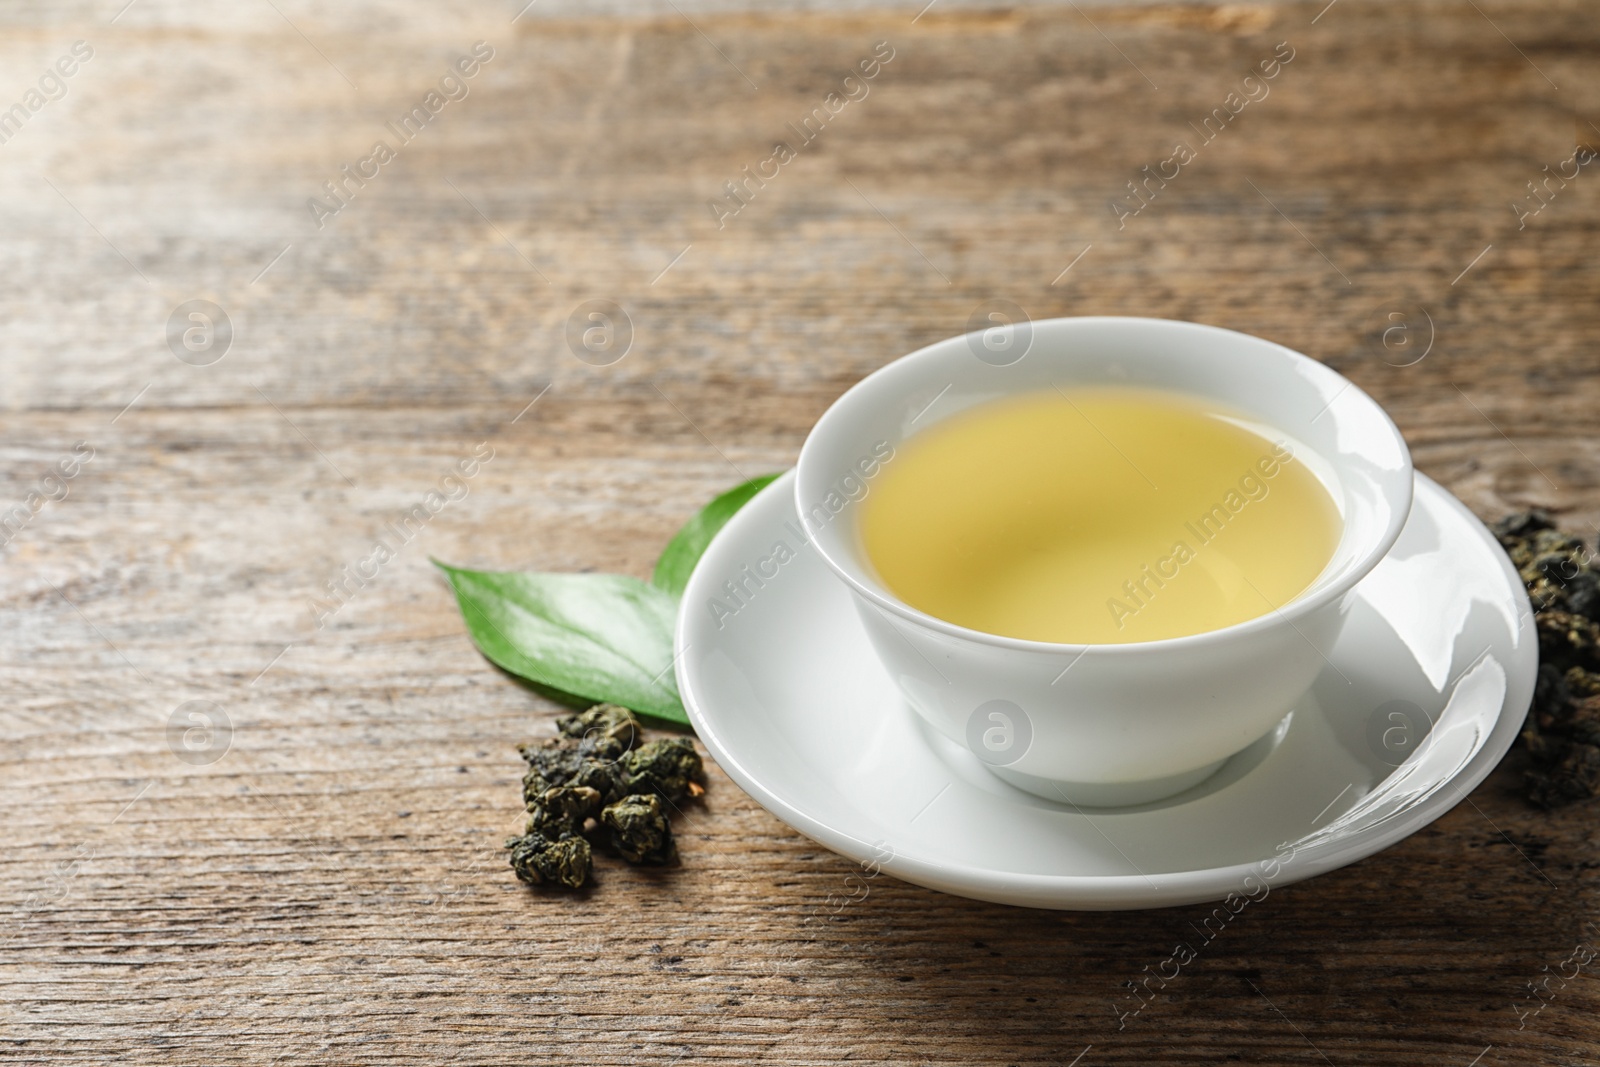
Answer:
[{"xmin": 3, "ymin": 0, "xmax": 1598, "ymax": 1062}]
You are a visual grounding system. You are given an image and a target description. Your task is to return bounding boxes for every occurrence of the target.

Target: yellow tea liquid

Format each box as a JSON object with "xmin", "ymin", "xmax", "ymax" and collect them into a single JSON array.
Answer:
[{"xmin": 858, "ymin": 387, "xmax": 1341, "ymax": 643}]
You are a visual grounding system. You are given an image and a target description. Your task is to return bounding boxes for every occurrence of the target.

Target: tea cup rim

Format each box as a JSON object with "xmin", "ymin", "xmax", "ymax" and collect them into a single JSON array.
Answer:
[{"xmin": 795, "ymin": 315, "xmax": 1415, "ymax": 655}]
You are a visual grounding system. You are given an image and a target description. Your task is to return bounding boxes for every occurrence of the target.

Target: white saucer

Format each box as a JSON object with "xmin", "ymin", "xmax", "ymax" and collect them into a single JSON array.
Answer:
[{"xmin": 677, "ymin": 471, "xmax": 1536, "ymax": 910}]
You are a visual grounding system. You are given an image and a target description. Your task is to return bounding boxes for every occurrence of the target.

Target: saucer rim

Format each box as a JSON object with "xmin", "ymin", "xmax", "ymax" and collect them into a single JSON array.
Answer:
[{"xmin": 678, "ymin": 469, "xmax": 1534, "ymax": 910}]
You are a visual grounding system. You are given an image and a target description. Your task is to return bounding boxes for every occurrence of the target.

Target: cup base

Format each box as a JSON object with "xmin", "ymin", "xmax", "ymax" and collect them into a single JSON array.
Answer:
[{"xmin": 987, "ymin": 758, "xmax": 1229, "ymax": 808}]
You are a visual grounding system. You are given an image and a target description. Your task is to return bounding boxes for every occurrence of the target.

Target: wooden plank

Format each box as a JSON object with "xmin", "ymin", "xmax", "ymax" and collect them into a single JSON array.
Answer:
[{"xmin": 1, "ymin": 1, "xmax": 1598, "ymax": 1063}]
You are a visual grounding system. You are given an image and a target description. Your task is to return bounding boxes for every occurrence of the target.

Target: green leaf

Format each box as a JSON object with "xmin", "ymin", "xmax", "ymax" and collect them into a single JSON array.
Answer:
[
  {"xmin": 434, "ymin": 562, "xmax": 687, "ymax": 724},
  {"xmin": 652, "ymin": 472, "xmax": 784, "ymax": 597},
  {"xmin": 435, "ymin": 474, "xmax": 785, "ymax": 728}
]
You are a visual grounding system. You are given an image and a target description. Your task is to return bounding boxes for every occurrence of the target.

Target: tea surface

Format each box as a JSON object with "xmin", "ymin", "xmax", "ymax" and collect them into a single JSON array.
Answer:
[{"xmin": 858, "ymin": 388, "xmax": 1341, "ymax": 643}]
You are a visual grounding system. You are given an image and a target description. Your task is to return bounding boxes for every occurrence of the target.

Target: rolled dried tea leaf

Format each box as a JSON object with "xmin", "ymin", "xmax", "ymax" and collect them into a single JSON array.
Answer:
[
  {"xmin": 1496, "ymin": 513, "xmax": 1600, "ymax": 808},
  {"xmin": 1535, "ymin": 611, "xmax": 1600, "ymax": 675},
  {"xmin": 1493, "ymin": 509, "xmax": 1556, "ymax": 543},
  {"xmin": 520, "ymin": 702, "xmax": 644, "ymax": 799},
  {"xmin": 519, "ymin": 736, "xmax": 628, "ymax": 807},
  {"xmin": 621, "ymin": 737, "xmax": 707, "ymax": 805},
  {"xmin": 1525, "ymin": 714, "xmax": 1600, "ymax": 807},
  {"xmin": 506, "ymin": 831, "xmax": 592, "ymax": 889},
  {"xmin": 526, "ymin": 784, "xmax": 603, "ymax": 837},
  {"xmin": 1567, "ymin": 664, "xmax": 1600, "ymax": 703},
  {"xmin": 601, "ymin": 794, "xmax": 677, "ymax": 865},
  {"xmin": 555, "ymin": 703, "xmax": 642, "ymax": 761},
  {"xmin": 507, "ymin": 703, "xmax": 707, "ymax": 887},
  {"xmin": 1495, "ymin": 511, "xmax": 1600, "ymax": 621},
  {"xmin": 519, "ymin": 739, "xmax": 582, "ymax": 800}
]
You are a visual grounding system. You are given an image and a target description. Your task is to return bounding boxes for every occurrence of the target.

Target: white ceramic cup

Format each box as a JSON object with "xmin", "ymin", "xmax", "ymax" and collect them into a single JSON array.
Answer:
[{"xmin": 795, "ymin": 316, "xmax": 1413, "ymax": 806}]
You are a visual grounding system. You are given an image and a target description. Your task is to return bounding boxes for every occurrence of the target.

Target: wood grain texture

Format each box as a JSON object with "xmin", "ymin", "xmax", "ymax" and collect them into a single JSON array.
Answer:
[{"xmin": 2, "ymin": 1, "xmax": 1599, "ymax": 1063}]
